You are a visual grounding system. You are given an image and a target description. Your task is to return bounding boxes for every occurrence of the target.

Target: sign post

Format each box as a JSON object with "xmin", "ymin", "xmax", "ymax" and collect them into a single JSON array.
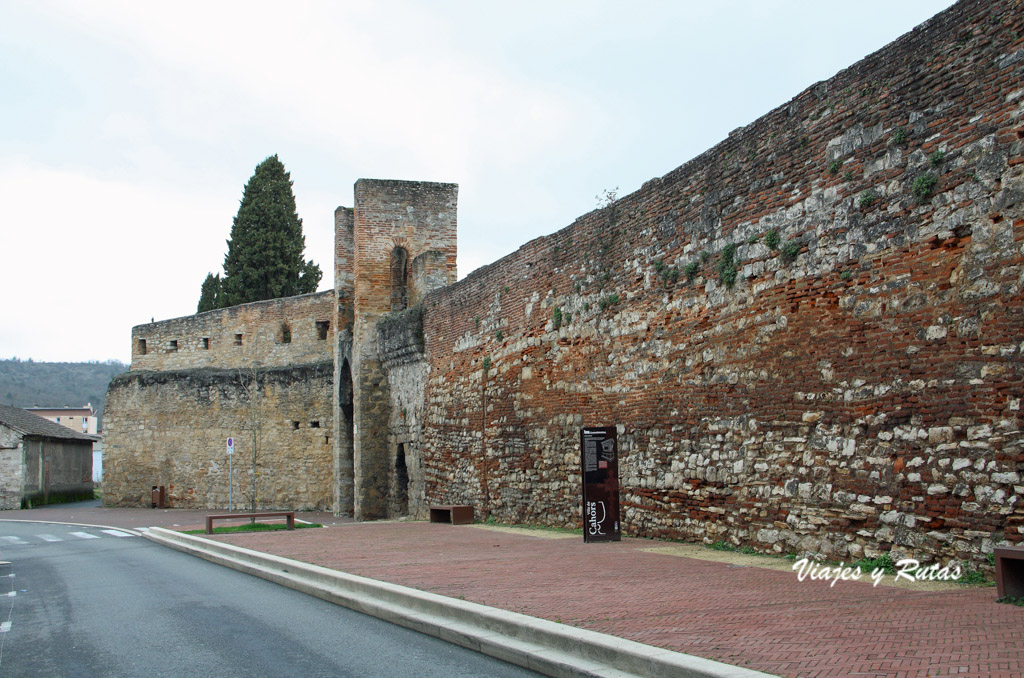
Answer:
[
  {"xmin": 580, "ymin": 426, "xmax": 621, "ymax": 542},
  {"xmin": 227, "ymin": 436, "xmax": 234, "ymax": 511}
]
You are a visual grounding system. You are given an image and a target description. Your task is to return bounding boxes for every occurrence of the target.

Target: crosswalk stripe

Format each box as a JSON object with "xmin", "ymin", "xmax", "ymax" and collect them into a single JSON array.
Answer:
[
  {"xmin": 0, "ymin": 537, "xmax": 28, "ymax": 545},
  {"xmin": 37, "ymin": 534, "xmax": 63, "ymax": 542},
  {"xmin": 69, "ymin": 532, "xmax": 100, "ymax": 540},
  {"xmin": 100, "ymin": 529, "xmax": 134, "ymax": 538}
]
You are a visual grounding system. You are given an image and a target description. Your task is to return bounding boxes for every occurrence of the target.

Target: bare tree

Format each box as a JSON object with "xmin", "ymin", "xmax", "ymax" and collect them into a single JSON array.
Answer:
[{"xmin": 235, "ymin": 337, "xmax": 265, "ymax": 514}]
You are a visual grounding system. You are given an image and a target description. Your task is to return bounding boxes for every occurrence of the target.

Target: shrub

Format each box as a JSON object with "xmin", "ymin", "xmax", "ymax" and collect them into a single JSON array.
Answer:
[
  {"xmin": 913, "ymin": 172, "xmax": 938, "ymax": 203},
  {"xmin": 717, "ymin": 244, "xmax": 738, "ymax": 289},
  {"xmin": 859, "ymin": 189, "xmax": 879, "ymax": 209},
  {"xmin": 780, "ymin": 239, "xmax": 801, "ymax": 264}
]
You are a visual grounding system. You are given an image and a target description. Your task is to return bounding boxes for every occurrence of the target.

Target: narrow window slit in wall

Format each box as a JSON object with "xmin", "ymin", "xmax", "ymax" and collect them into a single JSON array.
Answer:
[
  {"xmin": 390, "ymin": 246, "xmax": 409, "ymax": 311},
  {"xmin": 168, "ymin": 340, "xmax": 178, "ymax": 353},
  {"xmin": 279, "ymin": 323, "xmax": 292, "ymax": 344},
  {"xmin": 234, "ymin": 333, "xmax": 243, "ymax": 346},
  {"xmin": 138, "ymin": 339, "xmax": 147, "ymax": 355},
  {"xmin": 310, "ymin": 420, "xmax": 321, "ymax": 428},
  {"xmin": 201, "ymin": 337, "xmax": 210, "ymax": 350},
  {"xmin": 291, "ymin": 421, "xmax": 300, "ymax": 430},
  {"xmin": 316, "ymin": 321, "xmax": 330, "ymax": 340}
]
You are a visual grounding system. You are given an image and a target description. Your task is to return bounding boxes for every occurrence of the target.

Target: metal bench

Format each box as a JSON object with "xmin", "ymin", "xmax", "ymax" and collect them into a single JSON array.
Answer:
[
  {"xmin": 994, "ymin": 546, "xmax": 1024, "ymax": 599},
  {"xmin": 205, "ymin": 511, "xmax": 296, "ymax": 534},
  {"xmin": 428, "ymin": 505, "xmax": 474, "ymax": 525}
]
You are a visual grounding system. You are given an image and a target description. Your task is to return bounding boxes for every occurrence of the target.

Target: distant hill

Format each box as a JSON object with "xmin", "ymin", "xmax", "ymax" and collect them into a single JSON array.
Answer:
[{"xmin": 0, "ymin": 358, "xmax": 129, "ymax": 428}]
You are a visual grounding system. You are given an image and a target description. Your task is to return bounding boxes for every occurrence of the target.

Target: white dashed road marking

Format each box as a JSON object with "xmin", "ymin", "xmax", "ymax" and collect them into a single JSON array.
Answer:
[
  {"xmin": 100, "ymin": 530, "xmax": 134, "ymax": 538},
  {"xmin": 0, "ymin": 622, "xmax": 10, "ymax": 633},
  {"xmin": 0, "ymin": 529, "xmax": 139, "ymax": 546}
]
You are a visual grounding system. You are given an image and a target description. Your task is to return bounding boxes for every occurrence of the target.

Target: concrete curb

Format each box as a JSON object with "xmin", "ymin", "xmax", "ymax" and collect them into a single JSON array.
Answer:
[{"xmin": 144, "ymin": 527, "xmax": 775, "ymax": 678}]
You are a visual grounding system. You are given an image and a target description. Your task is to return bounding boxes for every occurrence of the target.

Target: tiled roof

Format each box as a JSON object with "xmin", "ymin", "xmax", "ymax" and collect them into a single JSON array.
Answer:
[{"xmin": 0, "ymin": 404, "xmax": 96, "ymax": 442}]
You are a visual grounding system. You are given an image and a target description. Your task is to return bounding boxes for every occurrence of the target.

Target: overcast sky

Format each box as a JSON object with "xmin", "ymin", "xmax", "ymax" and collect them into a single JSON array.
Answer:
[{"xmin": 0, "ymin": 0, "xmax": 955, "ymax": 364}]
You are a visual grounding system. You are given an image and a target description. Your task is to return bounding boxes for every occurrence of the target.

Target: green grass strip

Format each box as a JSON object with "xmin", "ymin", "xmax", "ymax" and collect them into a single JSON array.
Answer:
[{"xmin": 184, "ymin": 522, "xmax": 322, "ymax": 535}]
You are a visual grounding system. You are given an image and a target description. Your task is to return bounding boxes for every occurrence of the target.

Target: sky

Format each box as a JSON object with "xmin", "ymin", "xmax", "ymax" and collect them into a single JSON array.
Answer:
[{"xmin": 0, "ymin": 0, "xmax": 956, "ymax": 364}]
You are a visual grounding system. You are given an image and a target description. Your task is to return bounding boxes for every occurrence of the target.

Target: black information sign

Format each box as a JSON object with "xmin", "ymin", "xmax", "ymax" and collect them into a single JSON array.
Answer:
[{"xmin": 580, "ymin": 426, "xmax": 621, "ymax": 543}]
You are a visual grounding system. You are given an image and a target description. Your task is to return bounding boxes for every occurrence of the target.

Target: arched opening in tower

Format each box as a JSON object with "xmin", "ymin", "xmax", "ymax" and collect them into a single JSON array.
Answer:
[
  {"xmin": 337, "ymin": 358, "xmax": 354, "ymax": 515},
  {"xmin": 390, "ymin": 246, "xmax": 409, "ymax": 311},
  {"xmin": 395, "ymin": 442, "xmax": 409, "ymax": 516}
]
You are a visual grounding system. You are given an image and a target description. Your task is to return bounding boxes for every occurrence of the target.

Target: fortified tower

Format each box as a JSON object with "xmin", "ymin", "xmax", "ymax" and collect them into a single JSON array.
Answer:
[{"xmin": 334, "ymin": 180, "xmax": 457, "ymax": 519}]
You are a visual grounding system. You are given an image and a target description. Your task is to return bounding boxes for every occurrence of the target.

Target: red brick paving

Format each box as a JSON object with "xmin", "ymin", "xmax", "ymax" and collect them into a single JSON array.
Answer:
[
  {"xmin": 213, "ymin": 523, "xmax": 1024, "ymax": 678},
  {"xmin": 8, "ymin": 504, "xmax": 1022, "ymax": 678}
]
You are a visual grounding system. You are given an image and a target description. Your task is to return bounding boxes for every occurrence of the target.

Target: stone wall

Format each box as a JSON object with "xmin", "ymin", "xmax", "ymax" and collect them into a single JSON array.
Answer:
[
  {"xmin": 103, "ymin": 363, "xmax": 333, "ymax": 509},
  {"xmin": 0, "ymin": 425, "xmax": 22, "ymax": 509},
  {"xmin": 379, "ymin": 306, "xmax": 429, "ymax": 518},
  {"xmin": 130, "ymin": 291, "xmax": 334, "ymax": 372},
  {"xmin": 411, "ymin": 0, "xmax": 1024, "ymax": 568},
  {"xmin": 348, "ymin": 180, "xmax": 458, "ymax": 519},
  {"xmin": 333, "ymin": 206, "xmax": 356, "ymax": 516}
]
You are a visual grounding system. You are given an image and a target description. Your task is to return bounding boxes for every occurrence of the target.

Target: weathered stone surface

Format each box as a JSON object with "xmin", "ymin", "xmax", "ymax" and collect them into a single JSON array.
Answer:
[
  {"xmin": 0, "ymin": 424, "xmax": 20, "ymax": 509},
  {"xmin": 104, "ymin": 1, "xmax": 1023, "ymax": 572},
  {"xmin": 104, "ymin": 363, "xmax": 333, "ymax": 509},
  {"xmin": 411, "ymin": 0, "xmax": 1024, "ymax": 568},
  {"xmin": 130, "ymin": 292, "xmax": 335, "ymax": 372}
]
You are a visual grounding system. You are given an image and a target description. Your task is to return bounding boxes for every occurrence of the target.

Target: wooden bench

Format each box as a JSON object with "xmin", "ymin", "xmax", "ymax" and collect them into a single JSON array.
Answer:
[
  {"xmin": 205, "ymin": 511, "xmax": 296, "ymax": 535},
  {"xmin": 429, "ymin": 505, "xmax": 474, "ymax": 525},
  {"xmin": 994, "ymin": 546, "xmax": 1024, "ymax": 599}
]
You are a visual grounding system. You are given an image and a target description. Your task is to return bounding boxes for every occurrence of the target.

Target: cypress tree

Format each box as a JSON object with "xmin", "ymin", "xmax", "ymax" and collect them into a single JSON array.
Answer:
[
  {"xmin": 218, "ymin": 155, "xmax": 322, "ymax": 308},
  {"xmin": 197, "ymin": 273, "xmax": 221, "ymax": 313}
]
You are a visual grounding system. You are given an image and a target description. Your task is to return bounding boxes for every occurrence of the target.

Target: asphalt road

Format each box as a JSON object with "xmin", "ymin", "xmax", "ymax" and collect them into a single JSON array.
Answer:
[{"xmin": 0, "ymin": 520, "xmax": 541, "ymax": 677}]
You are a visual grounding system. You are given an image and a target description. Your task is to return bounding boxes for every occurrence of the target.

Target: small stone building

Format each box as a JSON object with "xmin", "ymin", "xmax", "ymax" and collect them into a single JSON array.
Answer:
[{"xmin": 0, "ymin": 404, "xmax": 95, "ymax": 509}]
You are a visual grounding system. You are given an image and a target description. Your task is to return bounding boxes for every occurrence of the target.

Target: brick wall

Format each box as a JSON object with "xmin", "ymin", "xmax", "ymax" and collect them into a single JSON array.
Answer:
[
  {"xmin": 130, "ymin": 291, "xmax": 335, "ymax": 372},
  {"xmin": 352, "ymin": 179, "xmax": 457, "ymax": 314},
  {"xmin": 350, "ymin": 180, "xmax": 458, "ymax": 519},
  {"xmin": 333, "ymin": 206, "xmax": 355, "ymax": 515},
  {"xmin": 412, "ymin": 0, "xmax": 1024, "ymax": 567}
]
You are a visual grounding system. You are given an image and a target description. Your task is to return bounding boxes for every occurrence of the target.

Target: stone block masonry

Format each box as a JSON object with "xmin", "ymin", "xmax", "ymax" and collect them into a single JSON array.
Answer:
[
  {"xmin": 104, "ymin": 0, "xmax": 1022, "ymax": 568},
  {"xmin": 413, "ymin": 0, "xmax": 1024, "ymax": 567},
  {"xmin": 104, "ymin": 363, "xmax": 333, "ymax": 509},
  {"xmin": 346, "ymin": 180, "xmax": 457, "ymax": 519},
  {"xmin": 107, "ymin": 291, "xmax": 337, "ymax": 510},
  {"xmin": 130, "ymin": 291, "xmax": 334, "ymax": 372}
]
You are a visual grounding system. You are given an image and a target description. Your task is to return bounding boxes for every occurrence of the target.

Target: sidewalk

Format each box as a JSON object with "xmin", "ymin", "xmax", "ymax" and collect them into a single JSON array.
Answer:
[{"xmin": 5, "ymin": 501, "xmax": 1022, "ymax": 678}]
